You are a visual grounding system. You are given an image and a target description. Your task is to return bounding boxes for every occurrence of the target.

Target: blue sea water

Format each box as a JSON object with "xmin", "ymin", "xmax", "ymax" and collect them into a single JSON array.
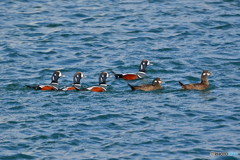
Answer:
[{"xmin": 0, "ymin": 0, "xmax": 240, "ymax": 159}]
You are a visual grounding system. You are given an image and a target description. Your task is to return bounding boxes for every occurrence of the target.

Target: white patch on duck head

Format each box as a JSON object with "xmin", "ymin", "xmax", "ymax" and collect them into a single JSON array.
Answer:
[
  {"xmin": 147, "ymin": 61, "xmax": 150, "ymax": 65},
  {"xmin": 81, "ymin": 73, "xmax": 84, "ymax": 78},
  {"xmin": 58, "ymin": 71, "xmax": 62, "ymax": 77},
  {"xmin": 103, "ymin": 72, "xmax": 110, "ymax": 78}
]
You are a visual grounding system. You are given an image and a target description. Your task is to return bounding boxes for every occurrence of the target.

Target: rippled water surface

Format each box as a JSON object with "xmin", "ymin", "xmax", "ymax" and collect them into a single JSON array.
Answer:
[{"xmin": 1, "ymin": 0, "xmax": 240, "ymax": 159}]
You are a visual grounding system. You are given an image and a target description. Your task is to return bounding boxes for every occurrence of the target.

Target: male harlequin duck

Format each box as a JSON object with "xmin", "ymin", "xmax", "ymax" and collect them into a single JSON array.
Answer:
[
  {"xmin": 26, "ymin": 71, "xmax": 63, "ymax": 90},
  {"xmin": 111, "ymin": 59, "xmax": 152, "ymax": 80},
  {"xmin": 81, "ymin": 72, "xmax": 110, "ymax": 92},
  {"xmin": 128, "ymin": 78, "xmax": 163, "ymax": 91},
  {"xmin": 60, "ymin": 72, "xmax": 85, "ymax": 91},
  {"xmin": 179, "ymin": 70, "xmax": 212, "ymax": 90}
]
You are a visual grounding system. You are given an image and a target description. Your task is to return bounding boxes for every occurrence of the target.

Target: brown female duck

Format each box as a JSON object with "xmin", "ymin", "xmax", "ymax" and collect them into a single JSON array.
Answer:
[
  {"xmin": 128, "ymin": 78, "xmax": 163, "ymax": 91},
  {"xmin": 179, "ymin": 70, "xmax": 212, "ymax": 90}
]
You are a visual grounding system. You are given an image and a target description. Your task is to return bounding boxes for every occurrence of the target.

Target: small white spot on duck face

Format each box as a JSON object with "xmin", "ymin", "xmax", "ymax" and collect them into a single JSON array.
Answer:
[
  {"xmin": 203, "ymin": 73, "xmax": 206, "ymax": 76},
  {"xmin": 157, "ymin": 80, "xmax": 162, "ymax": 84}
]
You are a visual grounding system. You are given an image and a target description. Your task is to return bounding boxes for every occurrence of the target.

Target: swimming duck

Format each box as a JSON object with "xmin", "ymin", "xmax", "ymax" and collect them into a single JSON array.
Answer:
[
  {"xmin": 128, "ymin": 77, "xmax": 163, "ymax": 91},
  {"xmin": 81, "ymin": 72, "xmax": 110, "ymax": 92},
  {"xmin": 26, "ymin": 71, "xmax": 63, "ymax": 90},
  {"xmin": 111, "ymin": 59, "xmax": 152, "ymax": 80},
  {"xmin": 60, "ymin": 72, "xmax": 85, "ymax": 91},
  {"xmin": 179, "ymin": 70, "xmax": 212, "ymax": 90}
]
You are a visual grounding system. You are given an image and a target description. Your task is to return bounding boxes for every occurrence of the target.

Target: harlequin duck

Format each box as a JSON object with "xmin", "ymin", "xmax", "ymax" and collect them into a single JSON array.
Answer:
[
  {"xmin": 81, "ymin": 72, "xmax": 110, "ymax": 92},
  {"xmin": 128, "ymin": 78, "xmax": 163, "ymax": 91},
  {"xmin": 111, "ymin": 59, "xmax": 152, "ymax": 80},
  {"xmin": 26, "ymin": 71, "xmax": 63, "ymax": 90},
  {"xmin": 179, "ymin": 70, "xmax": 212, "ymax": 90},
  {"xmin": 60, "ymin": 72, "xmax": 85, "ymax": 91}
]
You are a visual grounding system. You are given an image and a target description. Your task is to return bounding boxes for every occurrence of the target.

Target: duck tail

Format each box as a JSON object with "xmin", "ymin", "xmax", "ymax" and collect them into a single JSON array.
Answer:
[
  {"xmin": 26, "ymin": 85, "xmax": 32, "ymax": 88},
  {"xmin": 178, "ymin": 81, "xmax": 184, "ymax": 86},
  {"xmin": 128, "ymin": 83, "xmax": 135, "ymax": 91},
  {"xmin": 26, "ymin": 85, "xmax": 41, "ymax": 90},
  {"xmin": 111, "ymin": 70, "xmax": 123, "ymax": 79},
  {"xmin": 111, "ymin": 70, "xmax": 116, "ymax": 75}
]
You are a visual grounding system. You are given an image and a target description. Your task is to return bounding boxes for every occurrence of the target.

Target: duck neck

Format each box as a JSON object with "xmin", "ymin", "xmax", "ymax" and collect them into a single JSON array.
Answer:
[
  {"xmin": 99, "ymin": 76, "xmax": 106, "ymax": 85},
  {"xmin": 139, "ymin": 61, "xmax": 148, "ymax": 72},
  {"xmin": 73, "ymin": 77, "xmax": 81, "ymax": 85},
  {"xmin": 51, "ymin": 78, "xmax": 58, "ymax": 84},
  {"xmin": 201, "ymin": 76, "xmax": 209, "ymax": 85}
]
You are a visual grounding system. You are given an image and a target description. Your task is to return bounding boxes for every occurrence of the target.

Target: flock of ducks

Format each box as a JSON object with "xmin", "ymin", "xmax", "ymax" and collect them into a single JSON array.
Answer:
[{"xmin": 26, "ymin": 60, "xmax": 212, "ymax": 92}]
